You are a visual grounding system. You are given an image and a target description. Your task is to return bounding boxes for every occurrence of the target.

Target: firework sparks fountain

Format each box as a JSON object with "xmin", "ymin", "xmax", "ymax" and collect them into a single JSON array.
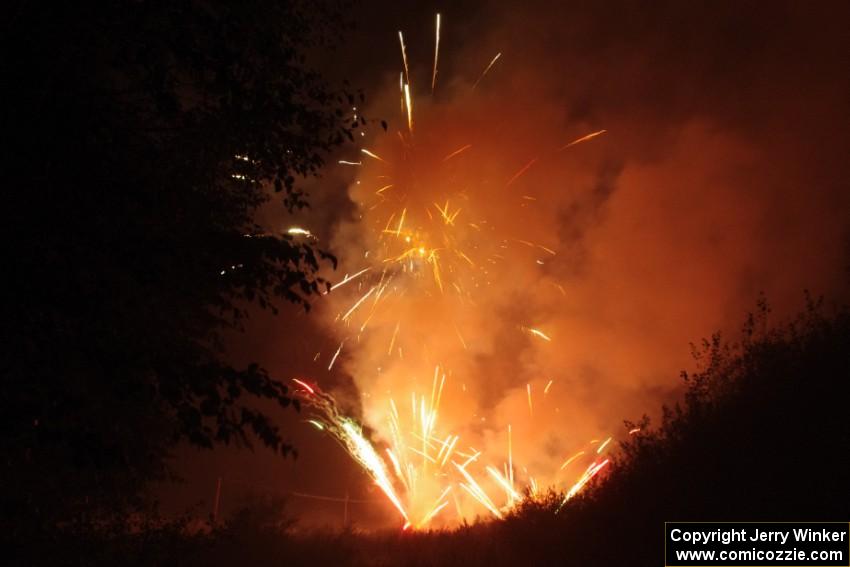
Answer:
[{"xmin": 291, "ymin": 14, "xmax": 616, "ymax": 530}]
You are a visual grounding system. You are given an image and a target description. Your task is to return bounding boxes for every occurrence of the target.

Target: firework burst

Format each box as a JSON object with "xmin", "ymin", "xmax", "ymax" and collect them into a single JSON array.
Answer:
[{"xmin": 294, "ymin": 15, "xmax": 611, "ymax": 530}]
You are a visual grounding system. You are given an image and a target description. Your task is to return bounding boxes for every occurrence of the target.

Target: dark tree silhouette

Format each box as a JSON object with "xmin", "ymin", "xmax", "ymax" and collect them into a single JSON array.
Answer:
[{"xmin": 1, "ymin": 0, "xmax": 360, "ymax": 535}]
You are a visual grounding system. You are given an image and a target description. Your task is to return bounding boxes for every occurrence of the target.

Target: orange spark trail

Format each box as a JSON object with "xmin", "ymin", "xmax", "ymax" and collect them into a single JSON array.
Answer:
[
  {"xmin": 487, "ymin": 465, "xmax": 521, "ymax": 501},
  {"xmin": 559, "ymin": 459, "xmax": 611, "ymax": 509},
  {"xmin": 343, "ymin": 419, "xmax": 409, "ymax": 522},
  {"xmin": 431, "ymin": 14, "xmax": 441, "ymax": 93},
  {"xmin": 472, "ymin": 52, "xmax": 501, "ymax": 90},
  {"xmin": 442, "ymin": 144, "xmax": 472, "ymax": 162},
  {"xmin": 292, "ymin": 378, "xmax": 315, "ymax": 395},
  {"xmin": 342, "ymin": 286, "xmax": 376, "ymax": 321},
  {"xmin": 559, "ymin": 451, "xmax": 586, "ymax": 470},
  {"xmin": 453, "ymin": 323, "xmax": 468, "ymax": 350},
  {"xmin": 404, "ymin": 83, "xmax": 414, "ymax": 133},
  {"xmin": 506, "ymin": 157, "xmax": 539, "ymax": 187},
  {"xmin": 527, "ymin": 327, "xmax": 552, "ymax": 342},
  {"xmin": 399, "ymin": 72, "xmax": 404, "ymax": 113},
  {"xmin": 329, "ymin": 267, "xmax": 371, "ymax": 292},
  {"xmin": 387, "ymin": 321, "xmax": 400, "ymax": 355},
  {"xmin": 559, "ymin": 129, "xmax": 607, "ymax": 151},
  {"xmin": 328, "ymin": 341, "xmax": 344, "ymax": 371},
  {"xmin": 398, "ymin": 31, "xmax": 410, "ymax": 86},
  {"xmin": 454, "ymin": 461, "xmax": 502, "ymax": 519},
  {"xmin": 361, "ymin": 148, "xmax": 386, "ymax": 163},
  {"xmin": 507, "ymin": 425, "xmax": 514, "ymax": 491}
]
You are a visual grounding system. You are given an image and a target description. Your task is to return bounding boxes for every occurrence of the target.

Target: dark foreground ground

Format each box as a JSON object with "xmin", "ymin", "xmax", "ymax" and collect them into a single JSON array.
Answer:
[{"xmin": 9, "ymin": 300, "xmax": 849, "ymax": 566}]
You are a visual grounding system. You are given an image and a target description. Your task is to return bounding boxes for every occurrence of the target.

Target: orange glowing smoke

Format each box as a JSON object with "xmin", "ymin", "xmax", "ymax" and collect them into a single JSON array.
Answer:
[{"xmin": 287, "ymin": 14, "xmax": 618, "ymax": 530}]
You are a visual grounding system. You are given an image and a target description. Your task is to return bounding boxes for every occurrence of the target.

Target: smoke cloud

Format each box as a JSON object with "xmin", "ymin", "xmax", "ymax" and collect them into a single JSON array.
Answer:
[{"xmin": 165, "ymin": 1, "xmax": 850, "ymax": 528}]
